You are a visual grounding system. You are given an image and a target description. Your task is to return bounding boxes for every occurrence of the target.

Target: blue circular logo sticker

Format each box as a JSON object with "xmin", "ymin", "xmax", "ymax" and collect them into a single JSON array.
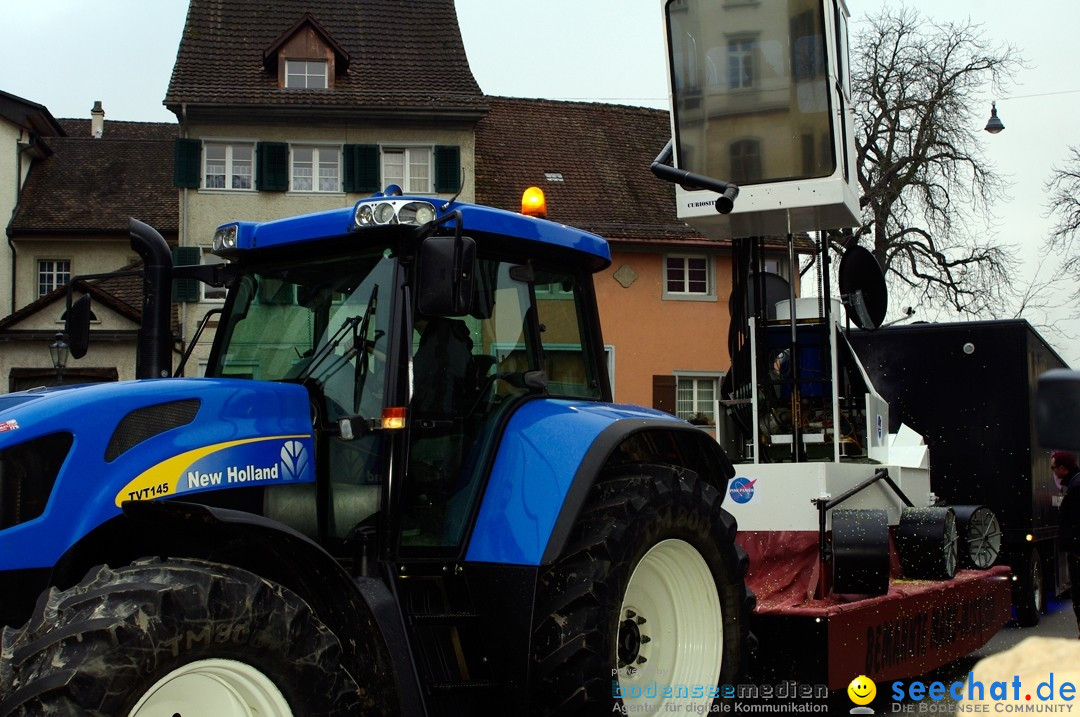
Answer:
[{"xmin": 728, "ymin": 477, "xmax": 757, "ymax": 504}]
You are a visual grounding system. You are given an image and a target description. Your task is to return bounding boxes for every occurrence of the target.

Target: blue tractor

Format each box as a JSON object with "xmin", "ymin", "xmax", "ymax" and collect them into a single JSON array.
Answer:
[{"xmin": 0, "ymin": 190, "xmax": 752, "ymax": 715}]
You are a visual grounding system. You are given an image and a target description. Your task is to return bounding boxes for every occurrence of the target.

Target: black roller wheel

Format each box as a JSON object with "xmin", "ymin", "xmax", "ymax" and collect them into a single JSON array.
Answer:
[
  {"xmin": 531, "ymin": 462, "xmax": 754, "ymax": 715},
  {"xmin": 896, "ymin": 507, "xmax": 958, "ymax": 580},
  {"xmin": 1014, "ymin": 546, "xmax": 1045, "ymax": 627},
  {"xmin": 0, "ymin": 557, "xmax": 367, "ymax": 716},
  {"xmin": 831, "ymin": 508, "xmax": 891, "ymax": 595},
  {"xmin": 953, "ymin": 505, "xmax": 1002, "ymax": 569}
]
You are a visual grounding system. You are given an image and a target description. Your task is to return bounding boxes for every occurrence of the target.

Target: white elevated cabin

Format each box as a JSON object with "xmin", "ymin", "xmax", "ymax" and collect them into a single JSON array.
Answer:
[{"xmin": 662, "ymin": 0, "xmax": 860, "ymax": 238}]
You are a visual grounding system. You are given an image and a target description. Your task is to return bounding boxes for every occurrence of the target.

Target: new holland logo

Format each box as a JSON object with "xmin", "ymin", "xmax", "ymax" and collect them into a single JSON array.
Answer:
[
  {"xmin": 280, "ymin": 440, "xmax": 309, "ymax": 480},
  {"xmin": 729, "ymin": 477, "xmax": 757, "ymax": 504}
]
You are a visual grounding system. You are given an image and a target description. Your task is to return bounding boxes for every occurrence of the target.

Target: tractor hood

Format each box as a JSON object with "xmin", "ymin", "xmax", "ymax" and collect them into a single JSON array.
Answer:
[
  {"xmin": 0, "ymin": 379, "xmax": 311, "ymax": 452},
  {"xmin": 0, "ymin": 379, "xmax": 315, "ymax": 571}
]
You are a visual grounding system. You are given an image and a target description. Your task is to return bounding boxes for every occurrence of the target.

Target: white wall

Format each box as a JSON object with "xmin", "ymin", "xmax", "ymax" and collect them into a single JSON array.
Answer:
[
  {"xmin": 0, "ymin": 290, "xmax": 140, "ymax": 389},
  {"xmin": 0, "ymin": 120, "xmax": 22, "ymax": 317},
  {"xmin": 13, "ymin": 238, "xmax": 132, "ymax": 311}
]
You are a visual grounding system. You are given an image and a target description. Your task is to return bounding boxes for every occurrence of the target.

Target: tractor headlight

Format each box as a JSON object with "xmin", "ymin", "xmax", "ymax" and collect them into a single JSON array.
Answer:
[
  {"xmin": 355, "ymin": 204, "xmax": 374, "ymax": 225},
  {"xmin": 353, "ymin": 200, "xmax": 438, "ymax": 229},
  {"xmin": 374, "ymin": 202, "xmax": 397, "ymax": 224},
  {"xmin": 399, "ymin": 202, "xmax": 436, "ymax": 225},
  {"xmin": 213, "ymin": 224, "xmax": 238, "ymax": 251}
]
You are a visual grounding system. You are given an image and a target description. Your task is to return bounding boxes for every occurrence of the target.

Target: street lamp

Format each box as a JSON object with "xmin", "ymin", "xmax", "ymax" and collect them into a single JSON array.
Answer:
[
  {"xmin": 984, "ymin": 101, "xmax": 1005, "ymax": 134},
  {"xmin": 48, "ymin": 331, "xmax": 69, "ymax": 385}
]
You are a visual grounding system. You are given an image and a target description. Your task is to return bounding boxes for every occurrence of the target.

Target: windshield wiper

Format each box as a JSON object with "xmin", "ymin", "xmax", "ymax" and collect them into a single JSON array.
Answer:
[
  {"xmin": 297, "ymin": 314, "xmax": 362, "ymax": 385},
  {"xmin": 293, "ymin": 286, "xmax": 379, "ymax": 424},
  {"xmin": 353, "ymin": 287, "xmax": 378, "ymax": 414}
]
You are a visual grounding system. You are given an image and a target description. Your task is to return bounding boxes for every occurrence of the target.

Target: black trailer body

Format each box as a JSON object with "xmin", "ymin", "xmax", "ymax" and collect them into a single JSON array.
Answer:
[{"xmin": 848, "ymin": 319, "xmax": 1069, "ymax": 625}]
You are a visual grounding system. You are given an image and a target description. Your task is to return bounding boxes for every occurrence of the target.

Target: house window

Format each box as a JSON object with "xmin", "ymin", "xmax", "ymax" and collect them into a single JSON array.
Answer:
[
  {"xmin": 665, "ymin": 255, "xmax": 713, "ymax": 297},
  {"xmin": 201, "ymin": 248, "xmax": 227, "ymax": 301},
  {"xmin": 728, "ymin": 38, "xmax": 756, "ymax": 89},
  {"xmin": 204, "ymin": 143, "xmax": 253, "ymax": 190},
  {"xmin": 285, "ymin": 60, "xmax": 328, "ymax": 89},
  {"xmin": 730, "ymin": 139, "xmax": 762, "ymax": 184},
  {"xmin": 676, "ymin": 375, "xmax": 719, "ymax": 425},
  {"xmin": 382, "ymin": 148, "xmax": 432, "ymax": 194},
  {"xmin": 292, "ymin": 146, "xmax": 341, "ymax": 192},
  {"xmin": 791, "ymin": 9, "xmax": 826, "ymax": 81},
  {"xmin": 38, "ymin": 260, "xmax": 70, "ymax": 297},
  {"xmin": 763, "ymin": 258, "xmax": 791, "ymax": 280}
]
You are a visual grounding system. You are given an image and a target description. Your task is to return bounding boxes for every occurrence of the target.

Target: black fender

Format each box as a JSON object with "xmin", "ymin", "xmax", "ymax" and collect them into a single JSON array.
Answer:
[
  {"xmin": 540, "ymin": 418, "xmax": 735, "ymax": 565},
  {"xmin": 49, "ymin": 500, "xmax": 423, "ymax": 716}
]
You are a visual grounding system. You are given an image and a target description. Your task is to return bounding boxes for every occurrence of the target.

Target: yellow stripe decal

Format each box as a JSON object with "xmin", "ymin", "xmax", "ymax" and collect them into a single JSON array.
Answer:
[{"xmin": 114, "ymin": 435, "xmax": 310, "ymax": 507}]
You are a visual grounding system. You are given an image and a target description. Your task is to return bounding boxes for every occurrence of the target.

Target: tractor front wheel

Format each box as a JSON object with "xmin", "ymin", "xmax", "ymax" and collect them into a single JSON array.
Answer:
[{"xmin": 0, "ymin": 557, "xmax": 365, "ymax": 716}]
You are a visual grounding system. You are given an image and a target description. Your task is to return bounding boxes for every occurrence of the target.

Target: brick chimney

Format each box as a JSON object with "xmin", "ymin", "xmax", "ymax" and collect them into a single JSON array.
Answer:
[{"xmin": 91, "ymin": 101, "xmax": 104, "ymax": 138}]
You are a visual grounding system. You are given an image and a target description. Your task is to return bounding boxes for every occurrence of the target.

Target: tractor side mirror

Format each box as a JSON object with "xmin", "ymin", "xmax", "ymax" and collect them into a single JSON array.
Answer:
[
  {"xmin": 416, "ymin": 235, "xmax": 476, "ymax": 317},
  {"xmin": 65, "ymin": 295, "xmax": 92, "ymax": 360},
  {"xmin": 1036, "ymin": 369, "xmax": 1080, "ymax": 450}
]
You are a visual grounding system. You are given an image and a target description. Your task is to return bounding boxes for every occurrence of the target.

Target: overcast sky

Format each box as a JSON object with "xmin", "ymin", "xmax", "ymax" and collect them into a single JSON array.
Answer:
[{"xmin": 3, "ymin": 1, "xmax": 1079, "ymax": 361}]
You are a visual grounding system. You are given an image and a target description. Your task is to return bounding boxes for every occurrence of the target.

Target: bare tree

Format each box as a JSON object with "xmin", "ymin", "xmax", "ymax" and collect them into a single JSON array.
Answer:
[
  {"xmin": 1045, "ymin": 146, "xmax": 1080, "ymax": 281},
  {"xmin": 848, "ymin": 7, "xmax": 1024, "ymax": 315}
]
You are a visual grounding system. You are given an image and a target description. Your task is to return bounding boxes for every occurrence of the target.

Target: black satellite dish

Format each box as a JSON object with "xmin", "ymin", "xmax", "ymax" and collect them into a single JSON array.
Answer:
[
  {"xmin": 746, "ymin": 272, "xmax": 791, "ymax": 321},
  {"xmin": 838, "ymin": 246, "xmax": 888, "ymax": 329}
]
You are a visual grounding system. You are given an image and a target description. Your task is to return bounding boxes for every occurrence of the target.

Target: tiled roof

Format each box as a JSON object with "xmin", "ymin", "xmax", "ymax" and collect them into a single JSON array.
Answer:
[
  {"xmin": 165, "ymin": 0, "xmax": 485, "ymax": 115},
  {"xmin": 0, "ymin": 277, "xmax": 138, "ymax": 330},
  {"xmin": 0, "ymin": 89, "xmax": 65, "ymax": 138},
  {"xmin": 8, "ymin": 132, "xmax": 178, "ymax": 235},
  {"xmin": 57, "ymin": 118, "xmax": 178, "ymax": 141},
  {"xmin": 474, "ymin": 97, "xmax": 708, "ymax": 243},
  {"xmin": 0, "ymin": 261, "xmax": 178, "ymax": 333},
  {"xmin": 475, "ymin": 97, "xmax": 817, "ymax": 252}
]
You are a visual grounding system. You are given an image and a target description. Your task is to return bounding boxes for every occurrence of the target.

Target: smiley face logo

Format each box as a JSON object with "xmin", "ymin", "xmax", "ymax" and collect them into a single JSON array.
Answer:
[{"xmin": 847, "ymin": 675, "xmax": 876, "ymax": 706}]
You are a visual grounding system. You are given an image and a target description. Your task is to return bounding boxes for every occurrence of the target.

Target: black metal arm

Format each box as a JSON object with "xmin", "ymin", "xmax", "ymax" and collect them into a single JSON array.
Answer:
[
  {"xmin": 649, "ymin": 140, "xmax": 740, "ymax": 214},
  {"xmin": 812, "ymin": 468, "xmax": 914, "ymax": 563}
]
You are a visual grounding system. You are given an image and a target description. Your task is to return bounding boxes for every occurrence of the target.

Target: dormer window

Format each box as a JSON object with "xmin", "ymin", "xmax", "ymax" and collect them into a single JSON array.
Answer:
[
  {"xmin": 285, "ymin": 60, "xmax": 328, "ymax": 89},
  {"xmin": 264, "ymin": 14, "xmax": 349, "ymax": 90}
]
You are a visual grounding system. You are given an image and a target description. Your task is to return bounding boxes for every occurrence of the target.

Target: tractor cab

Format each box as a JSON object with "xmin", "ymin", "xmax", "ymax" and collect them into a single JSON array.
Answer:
[{"xmin": 200, "ymin": 192, "xmax": 609, "ymax": 564}]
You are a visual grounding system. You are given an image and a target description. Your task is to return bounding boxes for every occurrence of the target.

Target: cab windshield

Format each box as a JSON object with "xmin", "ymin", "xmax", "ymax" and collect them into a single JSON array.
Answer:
[{"xmin": 206, "ymin": 246, "xmax": 395, "ymax": 425}]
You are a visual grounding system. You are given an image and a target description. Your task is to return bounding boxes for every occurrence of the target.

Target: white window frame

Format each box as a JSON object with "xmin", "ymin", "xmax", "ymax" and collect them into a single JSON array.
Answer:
[
  {"xmin": 285, "ymin": 59, "xmax": 328, "ymax": 89},
  {"xmin": 203, "ymin": 141, "xmax": 254, "ymax": 191},
  {"xmin": 663, "ymin": 254, "xmax": 715, "ymax": 301},
  {"xmin": 674, "ymin": 372, "xmax": 722, "ymax": 426},
  {"xmin": 727, "ymin": 37, "xmax": 756, "ymax": 89},
  {"xmin": 200, "ymin": 247, "xmax": 227, "ymax": 302},
  {"xmin": 762, "ymin": 256, "xmax": 791, "ymax": 281},
  {"xmin": 381, "ymin": 146, "xmax": 433, "ymax": 194},
  {"xmin": 290, "ymin": 144, "xmax": 342, "ymax": 193},
  {"xmin": 37, "ymin": 259, "xmax": 70, "ymax": 297}
]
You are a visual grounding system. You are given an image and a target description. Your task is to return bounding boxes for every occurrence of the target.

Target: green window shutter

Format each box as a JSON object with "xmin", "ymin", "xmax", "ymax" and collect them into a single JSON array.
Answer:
[
  {"xmin": 256, "ymin": 142, "xmax": 289, "ymax": 192},
  {"xmin": 172, "ymin": 247, "xmax": 202, "ymax": 302},
  {"xmin": 173, "ymin": 138, "xmax": 201, "ymax": 188},
  {"xmin": 434, "ymin": 146, "xmax": 461, "ymax": 193},
  {"xmin": 343, "ymin": 144, "xmax": 381, "ymax": 194}
]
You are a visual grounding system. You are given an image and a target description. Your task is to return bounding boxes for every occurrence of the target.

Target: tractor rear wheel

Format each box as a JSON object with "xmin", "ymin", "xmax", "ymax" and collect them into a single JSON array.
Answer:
[
  {"xmin": 0, "ymin": 557, "xmax": 365, "ymax": 716},
  {"xmin": 532, "ymin": 463, "xmax": 753, "ymax": 715}
]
